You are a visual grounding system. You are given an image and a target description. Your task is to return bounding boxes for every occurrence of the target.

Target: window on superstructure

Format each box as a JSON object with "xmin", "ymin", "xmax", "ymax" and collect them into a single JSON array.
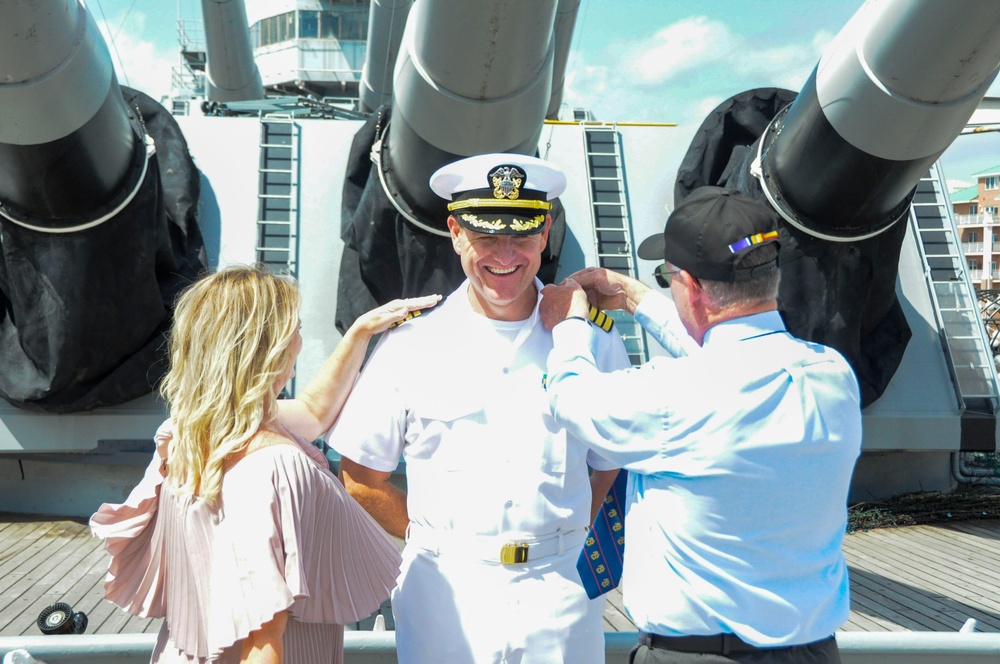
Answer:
[
  {"xmin": 320, "ymin": 13, "xmax": 340, "ymax": 38},
  {"xmin": 986, "ymin": 176, "xmax": 999, "ymax": 190},
  {"xmin": 971, "ymin": 203, "xmax": 979, "ymax": 214},
  {"xmin": 968, "ymin": 231, "xmax": 979, "ymax": 242},
  {"xmin": 281, "ymin": 12, "xmax": 296, "ymax": 42},
  {"xmin": 255, "ymin": 12, "xmax": 296, "ymax": 47},
  {"xmin": 254, "ymin": 8, "xmax": 369, "ymax": 45},
  {"xmin": 300, "ymin": 11, "xmax": 319, "ymax": 38},
  {"xmin": 295, "ymin": 9, "xmax": 368, "ymax": 40},
  {"xmin": 986, "ymin": 206, "xmax": 999, "ymax": 217}
]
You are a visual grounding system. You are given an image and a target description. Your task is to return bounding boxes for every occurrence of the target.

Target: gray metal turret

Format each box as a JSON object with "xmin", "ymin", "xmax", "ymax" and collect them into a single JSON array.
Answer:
[{"xmin": 359, "ymin": 0, "xmax": 413, "ymax": 113}]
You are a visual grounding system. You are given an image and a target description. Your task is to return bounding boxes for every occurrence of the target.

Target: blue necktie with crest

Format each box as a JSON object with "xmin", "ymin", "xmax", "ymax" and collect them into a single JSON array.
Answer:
[{"xmin": 577, "ymin": 469, "xmax": 627, "ymax": 598}]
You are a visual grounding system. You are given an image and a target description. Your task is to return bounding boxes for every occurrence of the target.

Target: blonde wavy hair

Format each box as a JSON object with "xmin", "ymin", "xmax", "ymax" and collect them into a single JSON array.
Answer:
[{"xmin": 160, "ymin": 265, "xmax": 301, "ymax": 505}]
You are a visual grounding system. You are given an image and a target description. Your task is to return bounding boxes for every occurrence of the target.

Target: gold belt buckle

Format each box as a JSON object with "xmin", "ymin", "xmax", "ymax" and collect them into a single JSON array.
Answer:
[{"xmin": 500, "ymin": 541, "xmax": 529, "ymax": 565}]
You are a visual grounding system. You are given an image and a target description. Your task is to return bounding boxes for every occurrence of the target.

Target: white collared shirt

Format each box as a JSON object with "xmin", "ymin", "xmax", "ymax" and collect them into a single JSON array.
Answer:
[{"xmin": 329, "ymin": 278, "xmax": 631, "ymax": 538}]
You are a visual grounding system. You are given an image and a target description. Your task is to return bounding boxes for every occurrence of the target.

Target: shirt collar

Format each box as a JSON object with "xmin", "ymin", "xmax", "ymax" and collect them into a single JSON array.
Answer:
[
  {"xmin": 452, "ymin": 277, "xmax": 543, "ymax": 328},
  {"xmin": 702, "ymin": 310, "xmax": 786, "ymax": 347}
]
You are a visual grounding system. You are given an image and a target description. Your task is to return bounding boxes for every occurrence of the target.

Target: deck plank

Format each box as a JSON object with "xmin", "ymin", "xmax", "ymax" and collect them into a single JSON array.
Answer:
[
  {"xmin": 602, "ymin": 587, "xmax": 635, "ymax": 632},
  {"xmin": 0, "ymin": 521, "xmax": 86, "ymax": 632},
  {"xmin": 1, "ymin": 528, "xmax": 102, "ymax": 636},
  {"xmin": 842, "ymin": 521, "xmax": 1000, "ymax": 632},
  {"xmin": 844, "ymin": 531, "xmax": 1000, "ymax": 624}
]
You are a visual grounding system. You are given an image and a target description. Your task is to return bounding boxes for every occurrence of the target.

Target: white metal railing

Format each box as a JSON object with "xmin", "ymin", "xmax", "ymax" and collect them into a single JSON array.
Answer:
[
  {"xmin": 962, "ymin": 241, "xmax": 984, "ymax": 253},
  {"xmin": 970, "ymin": 269, "xmax": 984, "ymax": 281},
  {"xmin": 6, "ymin": 630, "xmax": 1000, "ymax": 664},
  {"xmin": 955, "ymin": 213, "xmax": 1000, "ymax": 226}
]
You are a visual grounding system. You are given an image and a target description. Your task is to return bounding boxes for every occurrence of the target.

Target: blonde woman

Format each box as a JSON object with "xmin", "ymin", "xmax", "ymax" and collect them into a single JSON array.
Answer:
[{"xmin": 91, "ymin": 265, "xmax": 440, "ymax": 664}]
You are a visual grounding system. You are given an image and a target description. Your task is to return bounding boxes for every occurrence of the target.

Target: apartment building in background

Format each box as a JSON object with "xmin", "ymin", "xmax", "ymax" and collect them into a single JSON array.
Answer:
[{"xmin": 953, "ymin": 164, "xmax": 1000, "ymax": 291}]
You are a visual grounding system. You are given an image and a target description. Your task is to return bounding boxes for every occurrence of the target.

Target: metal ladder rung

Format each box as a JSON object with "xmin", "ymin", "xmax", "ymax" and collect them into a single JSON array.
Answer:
[{"xmin": 583, "ymin": 125, "xmax": 645, "ymax": 365}]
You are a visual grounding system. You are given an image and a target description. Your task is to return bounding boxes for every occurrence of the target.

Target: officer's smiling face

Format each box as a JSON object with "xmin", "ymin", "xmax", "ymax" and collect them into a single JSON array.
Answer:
[{"xmin": 448, "ymin": 215, "xmax": 550, "ymax": 321}]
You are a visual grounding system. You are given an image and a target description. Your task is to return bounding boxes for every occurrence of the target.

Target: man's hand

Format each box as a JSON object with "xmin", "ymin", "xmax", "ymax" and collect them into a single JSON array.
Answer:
[
  {"xmin": 568, "ymin": 267, "xmax": 649, "ymax": 315},
  {"xmin": 540, "ymin": 279, "xmax": 591, "ymax": 330}
]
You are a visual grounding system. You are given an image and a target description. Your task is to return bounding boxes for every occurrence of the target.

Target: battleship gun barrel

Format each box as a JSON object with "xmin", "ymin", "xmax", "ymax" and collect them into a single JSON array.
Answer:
[
  {"xmin": 756, "ymin": 0, "xmax": 1000, "ymax": 240},
  {"xmin": 0, "ymin": 0, "xmax": 205, "ymax": 412},
  {"xmin": 359, "ymin": 0, "xmax": 414, "ymax": 113},
  {"xmin": 201, "ymin": 0, "xmax": 264, "ymax": 102},
  {"xmin": 547, "ymin": 0, "xmax": 580, "ymax": 120},
  {"xmin": 680, "ymin": 0, "xmax": 1000, "ymax": 406},
  {"xmin": 0, "ymin": 0, "xmax": 144, "ymax": 227},
  {"xmin": 386, "ymin": 0, "xmax": 558, "ymax": 222}
]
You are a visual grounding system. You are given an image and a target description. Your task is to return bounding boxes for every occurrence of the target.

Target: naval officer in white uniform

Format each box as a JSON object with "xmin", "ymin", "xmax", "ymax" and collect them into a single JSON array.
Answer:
[{"xmin": 328, "ymin": 153, "xmax": 631, "ymax": 663}]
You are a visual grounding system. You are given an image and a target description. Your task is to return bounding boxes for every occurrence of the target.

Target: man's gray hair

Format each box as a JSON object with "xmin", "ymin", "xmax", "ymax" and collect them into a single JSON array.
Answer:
[{"xmin": 699, "ymin": 244, "xmax": 780, "ymax": 309}]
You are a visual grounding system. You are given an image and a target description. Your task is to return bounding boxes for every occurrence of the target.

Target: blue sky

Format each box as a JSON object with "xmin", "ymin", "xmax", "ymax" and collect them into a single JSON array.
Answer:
[{"xmin": 87, "ymin": 0, "xmax": 1000, "ymax": 190}]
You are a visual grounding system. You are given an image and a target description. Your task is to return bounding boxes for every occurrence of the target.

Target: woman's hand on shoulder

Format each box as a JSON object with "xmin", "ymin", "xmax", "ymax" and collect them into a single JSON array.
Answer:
[{"xmin": 352, "ymin": 294, "xmax": 442, "ymax": 337}]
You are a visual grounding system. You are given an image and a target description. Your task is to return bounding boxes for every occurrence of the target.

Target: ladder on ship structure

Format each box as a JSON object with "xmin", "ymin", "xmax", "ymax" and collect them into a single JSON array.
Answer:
[
  {"xmin": 258, "ymin": 114, "xmax": 300, "ymax": 394},
  {"xmin": 582, "ymin": 126, "xmax": 648, "ymax": 366},
  {"xmin": 257, "ymin": 114, "xmax": 300, "ymax": 277},
  {"xmin": 910, "ymin": 162, "xmax": 1000, "ymax": 450}
]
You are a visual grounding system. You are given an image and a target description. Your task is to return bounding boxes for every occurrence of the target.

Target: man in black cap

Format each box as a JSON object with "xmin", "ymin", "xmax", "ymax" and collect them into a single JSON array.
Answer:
[
  {"xmin": 540, "ymin": 186, "xmax": 862, "ymax": 663},
  {"xmin": 329, "ymin": 153, "xmax": 630, "ymax": 663}
]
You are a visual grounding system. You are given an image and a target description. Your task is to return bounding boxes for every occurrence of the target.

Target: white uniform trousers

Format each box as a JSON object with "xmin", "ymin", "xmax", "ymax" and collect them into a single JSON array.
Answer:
[{"xmin": 392, "ymin": 537, "xmax": 606, "ymax": 663}]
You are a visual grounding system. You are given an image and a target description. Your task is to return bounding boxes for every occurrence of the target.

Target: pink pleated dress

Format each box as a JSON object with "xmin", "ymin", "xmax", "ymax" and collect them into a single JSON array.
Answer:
[{"xmin": 91, "ymin": 421, "xmax": 401, "ymax": 664}]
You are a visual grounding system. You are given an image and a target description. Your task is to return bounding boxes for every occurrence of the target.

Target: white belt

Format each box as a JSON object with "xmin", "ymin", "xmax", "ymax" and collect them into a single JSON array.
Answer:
[{"xmin": 406, "ymin": 523, "xmax": 589, "ymax": 566}]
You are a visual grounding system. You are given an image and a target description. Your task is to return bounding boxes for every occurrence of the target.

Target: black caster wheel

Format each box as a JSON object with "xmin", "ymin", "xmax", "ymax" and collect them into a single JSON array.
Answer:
[{"xmin": 37, "ymin": 602, "xmax": 88, "ymax": 635}]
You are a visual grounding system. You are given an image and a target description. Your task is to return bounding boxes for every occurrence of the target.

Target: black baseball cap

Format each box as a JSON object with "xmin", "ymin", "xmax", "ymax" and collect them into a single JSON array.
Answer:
[{"xmin": 637, "ymin": 187, "xmax": 781, "ymax": 282}]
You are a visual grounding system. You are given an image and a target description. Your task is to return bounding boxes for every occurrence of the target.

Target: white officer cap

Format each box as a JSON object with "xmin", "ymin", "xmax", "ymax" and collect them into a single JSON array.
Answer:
[{"xmin": 429, "ymin": 153, "xmax": 567, "ymax": 235}]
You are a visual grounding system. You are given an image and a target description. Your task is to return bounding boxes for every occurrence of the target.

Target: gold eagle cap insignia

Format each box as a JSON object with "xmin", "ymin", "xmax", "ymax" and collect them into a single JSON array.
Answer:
[{"xmin": 490, "ymin": 165, "xmax": 525, "ymax": 200}]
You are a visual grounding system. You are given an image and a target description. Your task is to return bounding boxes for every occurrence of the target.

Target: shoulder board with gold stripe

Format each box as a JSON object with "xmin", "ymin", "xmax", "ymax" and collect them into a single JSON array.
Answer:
[
  {"xmin": 388, "ymin": 309, "xmax": 424, "ymax": 329},
  {"xmin": 588, "ymin": 305, "xmax": 614, "ymax": 332}
]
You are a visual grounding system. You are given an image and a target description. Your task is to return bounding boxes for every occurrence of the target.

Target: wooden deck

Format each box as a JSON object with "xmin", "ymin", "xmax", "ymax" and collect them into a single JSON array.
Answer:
[{"xmin": 2, "ymin": 514, "xmax": 999, "ymax": 637}]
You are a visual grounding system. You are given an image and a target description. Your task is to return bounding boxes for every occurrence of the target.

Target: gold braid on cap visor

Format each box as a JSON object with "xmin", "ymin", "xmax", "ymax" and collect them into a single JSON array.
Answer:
[
  {"xmin": 447, "ymin": 198, "xmax": 553, "ymax": 212},
  {"xmin": 460, "ymin": 213, "xmax": 547, "ymax": 232}
]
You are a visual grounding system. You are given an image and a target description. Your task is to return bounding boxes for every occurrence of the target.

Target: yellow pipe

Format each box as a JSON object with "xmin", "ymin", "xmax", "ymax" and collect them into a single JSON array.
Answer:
[{"xmin": 543, "ymin": 120, "xmax": 678, "ymax": 127}]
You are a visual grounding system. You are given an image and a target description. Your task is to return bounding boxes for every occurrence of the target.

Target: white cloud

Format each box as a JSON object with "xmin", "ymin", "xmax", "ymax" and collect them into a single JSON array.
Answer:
[
  {"xmin": 622, "ymin": 16, "xmax": 735, "ymax": 87},
  {"xmin": 95, "ymin": 13, "xmax": 175, "ymax": 101},
  {"xmin": 947, "ymin": 178, "xmax": 975, "ymax": 193}
]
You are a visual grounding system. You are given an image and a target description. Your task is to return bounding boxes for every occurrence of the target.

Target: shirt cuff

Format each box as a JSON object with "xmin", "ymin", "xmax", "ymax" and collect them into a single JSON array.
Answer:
[{"xmin": 634, "ymin": 290, "xmax": 673, "ymax": 335}]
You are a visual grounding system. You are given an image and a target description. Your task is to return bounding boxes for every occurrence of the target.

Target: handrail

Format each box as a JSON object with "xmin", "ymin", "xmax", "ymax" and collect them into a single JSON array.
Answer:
[{"xmin": 5, "ymin": 630, "xmax": 1000, "ymax": 664}]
